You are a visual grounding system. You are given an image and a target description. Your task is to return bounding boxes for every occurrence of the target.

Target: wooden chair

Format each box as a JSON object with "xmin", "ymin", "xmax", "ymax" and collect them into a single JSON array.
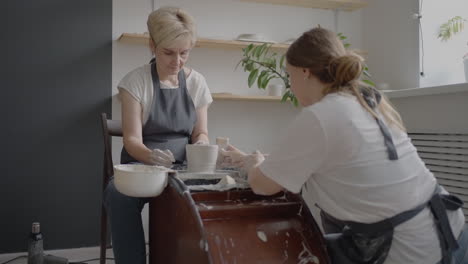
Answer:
[{"xmin": 99, "ymin": 113, "xmax": 122, "ymax": 264}]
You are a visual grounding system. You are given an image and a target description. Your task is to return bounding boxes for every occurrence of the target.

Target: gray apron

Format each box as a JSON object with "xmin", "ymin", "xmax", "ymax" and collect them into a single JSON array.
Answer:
[
  {"xmin": 320, "ymin": 87, "xmax": 463, "ymax": 264},
  {"xmin": 121, "ymin": 61, "xmax": 197, "ymax": 164}
]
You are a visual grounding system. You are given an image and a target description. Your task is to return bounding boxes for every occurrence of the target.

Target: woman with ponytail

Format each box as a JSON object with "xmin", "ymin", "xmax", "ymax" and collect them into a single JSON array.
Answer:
[{"xmin": 219, "ymin": 27, "xmax": 467, "ymax": 264}]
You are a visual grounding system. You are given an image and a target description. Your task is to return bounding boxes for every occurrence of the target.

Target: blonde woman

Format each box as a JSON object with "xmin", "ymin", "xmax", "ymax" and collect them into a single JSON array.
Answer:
[
  {"xmin": 219, "ymin": 27, "xmax": 467, "ymax": 264},
  {"xmin": 104, "ymin": 7, "xmax": 212, "ymax": 264}
]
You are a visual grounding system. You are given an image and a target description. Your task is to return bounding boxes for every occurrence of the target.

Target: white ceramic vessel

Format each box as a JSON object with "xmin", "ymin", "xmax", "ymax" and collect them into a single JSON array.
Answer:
[
  {"xmin": 268, "ymin": 84, "xmax": 284, "ymax": 96},
  {"xmin": 113, "ymin": 164, "xmax": 169, "ymax": 197},
  {"xmin": 236, "ymin": 33, "xmax": 276, "ymax": 44},
  {"xmin": 186, "ymin": 144, "xmax": 219, "ymax": 173}
]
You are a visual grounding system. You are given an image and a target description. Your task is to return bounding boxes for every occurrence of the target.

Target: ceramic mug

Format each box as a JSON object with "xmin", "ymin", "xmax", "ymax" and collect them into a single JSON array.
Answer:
[{"xmin": 186, "ymin": 144, "xmax": 219, "ymax": 173}]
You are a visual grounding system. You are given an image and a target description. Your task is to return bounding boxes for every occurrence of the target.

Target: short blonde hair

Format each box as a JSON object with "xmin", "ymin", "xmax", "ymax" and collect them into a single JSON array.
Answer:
[{"xmin": 147, "ymin": 6, "xmax": 197, "ymax": 48}]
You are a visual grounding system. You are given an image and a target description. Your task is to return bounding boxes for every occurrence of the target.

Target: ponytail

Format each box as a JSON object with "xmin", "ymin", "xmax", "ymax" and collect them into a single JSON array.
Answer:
[{"xmin": 287, "ymin": 27, "xmax": 406, "ymax": 131}]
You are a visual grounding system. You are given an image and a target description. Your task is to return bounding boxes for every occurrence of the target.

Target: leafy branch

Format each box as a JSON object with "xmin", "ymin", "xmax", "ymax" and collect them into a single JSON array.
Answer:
[
  {"xmin": 237, "ymin": 43, "xmax": 298, "ymax": 106},
  {"xmin": 237, "ymin": 33, "xmax": 376, "ymax": 107},
  {"xmin": 438, "ymin": 16, "xmax": 466, "ymax": 42}
]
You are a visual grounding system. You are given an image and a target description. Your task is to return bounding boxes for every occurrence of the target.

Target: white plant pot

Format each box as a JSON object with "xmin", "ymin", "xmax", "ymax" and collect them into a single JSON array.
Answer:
[
  {"xmin": 268, "ymin": 84, "xmax": 284, "ymax": 96},
  {"xmin": 464, "ymin": 57, "xmax": 468, "ymax": 82}
]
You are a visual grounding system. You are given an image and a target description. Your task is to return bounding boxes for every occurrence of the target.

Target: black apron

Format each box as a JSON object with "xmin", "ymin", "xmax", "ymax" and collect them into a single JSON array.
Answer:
[
  {"xmin": 121, "ymin": 62, "xmax": 197, "ymax": 164},
  {"xmin": 320, "ymin": 87, "xmax": 463, "ymax": 264}
]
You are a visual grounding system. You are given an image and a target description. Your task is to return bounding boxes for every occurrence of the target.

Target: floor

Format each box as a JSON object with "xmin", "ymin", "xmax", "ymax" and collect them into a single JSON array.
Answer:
[{"xmin": 0, "ymin": 247, "xmax": 116, "ymax": 264}]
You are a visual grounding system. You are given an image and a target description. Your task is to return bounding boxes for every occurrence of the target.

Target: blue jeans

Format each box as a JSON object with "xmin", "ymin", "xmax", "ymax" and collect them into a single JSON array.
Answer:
[
  {"xmin": 437, "ymin": 224, "xmax": 468, "ymax": 264},
  {"xmin": 104, "ymin": 179, "xmax": 150, "ymax": 264}
]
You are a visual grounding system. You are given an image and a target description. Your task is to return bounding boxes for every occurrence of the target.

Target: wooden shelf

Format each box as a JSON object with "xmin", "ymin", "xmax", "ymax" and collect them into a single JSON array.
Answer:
[
  {"xmin": 212, "ymin": 93, "xmax": 282, "ymax": 102},
  {"xmin": 196, "ymin": 38, "xmax": 289, "ymax": 50},
  {"xmin": 118, "ymin": 33, "xmax": 366, "ymax": 56},
  {"xmin": 118, "ymin": 33, "xmax": 290, "ymax": 50},
  {"xmin": 239, "ymin": 0, "xmax": 367, "ymax": 11}
]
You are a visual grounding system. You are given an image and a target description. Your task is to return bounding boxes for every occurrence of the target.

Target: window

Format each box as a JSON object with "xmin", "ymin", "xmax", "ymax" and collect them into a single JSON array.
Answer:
[{"xmin": 419, "ymin": 0, "xmax": 467, "ymax": 87}]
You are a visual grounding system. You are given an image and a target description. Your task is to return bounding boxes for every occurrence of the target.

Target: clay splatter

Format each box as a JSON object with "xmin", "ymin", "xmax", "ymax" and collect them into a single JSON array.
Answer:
[
  {"xmin": 199, "ymin": 203, "xmax": 213, "ymax": 210},
  {"xmin": 297, "ymin": 205, "xmax": 303, "ymax": 216},
  {"xmin": 230, "ymin": 238, "xmax": 235, "ymax": 247},
  {"xmin": 257, "ymin": 231, "xmax": 268, "ymax": 242},
  {"xmin": 283, "ymin": 249, "xmax": 289, "ymax": 262},
  {"xmin": 298, "ymin": 242, "xmax": 319, "ymax": 264}
]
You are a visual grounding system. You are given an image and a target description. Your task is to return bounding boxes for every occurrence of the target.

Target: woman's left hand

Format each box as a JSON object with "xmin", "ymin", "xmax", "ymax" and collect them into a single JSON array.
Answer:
[
  {"xmin": 218, "ymin": 144, "xmax": 247, "ymax": 168},
  {"xmin": 242, "ymin": 150, "xmax": 265, "ymax": 172},
  {"xmin": 193, "ymin": 139, "xmax": 209, "ymax": 145},
  {"xmin": 218, "ymin": 145, "xmax": 265, "ymax": 172}
]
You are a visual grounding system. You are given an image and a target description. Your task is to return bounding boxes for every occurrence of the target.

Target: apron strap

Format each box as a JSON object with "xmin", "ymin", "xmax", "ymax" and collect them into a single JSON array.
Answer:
[
  {"xmin": 429, "ymin": 185, "xmax": 463, "ymax": 264},
  {"xmin": 360, "ymin": 87, "xmax": 398, "ymax": 160}
]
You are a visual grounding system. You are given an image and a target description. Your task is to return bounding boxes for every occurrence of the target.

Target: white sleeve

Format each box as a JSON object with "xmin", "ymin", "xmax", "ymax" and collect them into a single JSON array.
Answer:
[
  {"xmin": 189, "ymin": 72, "xmax": 213, "ymax": 109},
  {"xmin": 259, "ymin": 109, "xmax": 328, "ymax": 193},
  {"xmin": 117, "ymin": 68, "xmax": 147, "ymax": 103}
]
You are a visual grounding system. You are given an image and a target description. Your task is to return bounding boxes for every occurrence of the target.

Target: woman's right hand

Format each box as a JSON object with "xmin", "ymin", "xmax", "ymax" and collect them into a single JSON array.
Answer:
[{"xmin": 150, "ymin": 149, "xmax": 175, "ymax": 168}]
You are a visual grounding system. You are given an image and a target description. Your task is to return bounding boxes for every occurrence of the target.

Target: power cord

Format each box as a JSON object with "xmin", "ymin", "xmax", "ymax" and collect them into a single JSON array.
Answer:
[{"xmin": 69, "ymin": 257, "xmax": 115, "ymax": 264}]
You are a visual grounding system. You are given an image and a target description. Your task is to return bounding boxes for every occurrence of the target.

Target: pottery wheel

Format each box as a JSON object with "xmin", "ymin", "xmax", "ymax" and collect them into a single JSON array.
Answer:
[{"xmin": 175, "ymin": 170, "xmax": 249, "ymax": 191}]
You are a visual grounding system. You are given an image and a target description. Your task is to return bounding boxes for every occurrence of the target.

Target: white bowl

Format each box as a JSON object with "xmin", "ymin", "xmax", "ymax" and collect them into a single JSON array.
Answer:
[{"xmin": 113, "ymin": 164, "xmax": 169, "ymax": 197}]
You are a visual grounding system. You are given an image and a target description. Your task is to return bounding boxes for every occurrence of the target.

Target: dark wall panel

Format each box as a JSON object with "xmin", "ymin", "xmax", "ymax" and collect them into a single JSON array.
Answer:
[{"xmin": 1, "ymin": 0, "xmax": 112, "ymax": 253}]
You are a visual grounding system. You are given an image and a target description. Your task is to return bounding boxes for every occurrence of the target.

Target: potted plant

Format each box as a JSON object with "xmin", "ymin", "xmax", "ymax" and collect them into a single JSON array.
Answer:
[
  {"xmin": 437, "ymin": 16, "xmax": 468, "ymax": 81},
  {"xmin": 237, "ymin": 33, "xmax": 375, "ymax": 106}
]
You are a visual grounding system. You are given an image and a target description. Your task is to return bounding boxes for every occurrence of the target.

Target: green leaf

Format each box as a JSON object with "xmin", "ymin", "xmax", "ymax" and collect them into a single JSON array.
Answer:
[
  {"xmin": 363, "ymin": 69, "xmax": 372, "ymax": 78},
  {"xmin": 248, "ymin": 69, "xmax": 259, "ymax": 88},
  {"xmin": 280, "ymin": 54, "xmax": 286, "ymax": 68},
  {"xmin": 255, "ymin": 44, "xmax": 265, "ymax": 59},
  {"xmin": 267, "ymin": 57, "xmax": 277, "ymax": 68},
  {"xmin": 362, "ymin": 79, "xmax": 376, "ymax": 87},
  {"xmin": 257, "ymin": 70, "xmax": 268, "ymax": 89},
  {"xmin": 245, "ymin": 61, "xmax": 254, "ymax": 71},
  {"xmin": 266, "ymin": 75, "xmax": 278, "ymax": 88},
  {"xmin": 245, "ymin": 44, "xmax": 254, "ymax": 55},
  {"xmin": 438, "ymin": 16, "xmax": 467, "ymax": 41},
  {"xmin": 251, "ymin": 45, "xmax": 260, "ymax": 58},
  {"xmin": 293, "ymin": 96, "xmax": 299, "ymax": 107},
  {"xmin": 262, "ymin": 44, "xmax": 272, "ymax": 59},
  {"xmin": 281, "ymin": 92, "xmax": 289, "ymax": 102}
]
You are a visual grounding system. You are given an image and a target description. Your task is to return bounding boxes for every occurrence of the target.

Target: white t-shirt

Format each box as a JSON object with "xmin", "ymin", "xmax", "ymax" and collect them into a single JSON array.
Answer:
[
  {"xmin": 117, "ymin": 64, "xmax": 213, "ymax": 124},
  {"xmin": 259, "ymin": 93, "xmax": 465, "ymax": 264}
]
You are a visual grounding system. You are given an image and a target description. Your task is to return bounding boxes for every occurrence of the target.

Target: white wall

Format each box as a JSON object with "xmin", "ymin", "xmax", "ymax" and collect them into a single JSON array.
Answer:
[
  {"xmin": 112, "ymin": 0, "xmax": 364, "ymax": 152},
  {"xmin": 112, "ymin": 0, "xmax": 363, "ymax": 241},
  {"xmin": 387, "ymin": 83, "xmax": 468, "ymax": 133},
  {"xmin": 362, "ymin": 0, "xmax": 420, "ymax": 90}
]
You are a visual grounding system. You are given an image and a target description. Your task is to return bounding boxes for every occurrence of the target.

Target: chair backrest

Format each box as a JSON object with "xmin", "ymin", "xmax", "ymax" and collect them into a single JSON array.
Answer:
[
  {"xmin": 100, "ymin": 113, "xmax": 123, "ymax": 264},
  {"xmin": 100, "ymin": 113, "xmax": 122, "ymax": 189}
]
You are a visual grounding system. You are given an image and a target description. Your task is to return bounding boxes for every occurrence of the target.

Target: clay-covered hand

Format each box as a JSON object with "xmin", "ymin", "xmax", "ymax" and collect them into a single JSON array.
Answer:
[
  {"xmin": 193, "ymin": 139, "xmax": 209, "ymax": 145},
  {"xmin": 217, "ymin": 144, "xmax": 247, "ymax": 168},
  {"xmin": 150, "ymin": 149, "xmax": 175, "ymax": 168},
  {"xmin": 242, "ymin": 150, "xmax": 265, "ymax": 172}
]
